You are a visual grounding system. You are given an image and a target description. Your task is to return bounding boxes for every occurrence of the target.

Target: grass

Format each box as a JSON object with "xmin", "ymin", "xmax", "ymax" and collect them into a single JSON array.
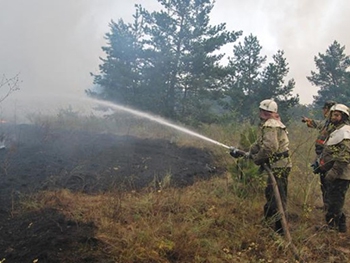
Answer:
[
  {"xmin": 9, "ymin": 112, "xmax": 350, "ymax": 262},
  {"xmin": 20, "ymin": 177, "xmax": 280, "ymax": 262}
]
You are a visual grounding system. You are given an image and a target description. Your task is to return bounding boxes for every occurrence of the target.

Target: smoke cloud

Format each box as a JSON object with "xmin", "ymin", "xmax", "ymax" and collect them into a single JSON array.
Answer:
[
  {"xmin": 0, "ymin": 0, "xmax": 159, "ymax": 120},
  {"xmin": 211, "ymin": 0, "xmax": 350, "ymax": 104},
  {"xmin": 0, "ymin": 0, "xmax": 348, "ymax": 121}
]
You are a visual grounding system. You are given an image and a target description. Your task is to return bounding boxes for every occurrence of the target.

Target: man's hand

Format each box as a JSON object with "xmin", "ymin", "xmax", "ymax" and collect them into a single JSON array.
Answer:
[
  {"xmin": 301, "ymin": 116, "xmax": 313, "ymax": 128},
  {"xmin": 229, "ymin": 147, "xmax": 248, "ymax": 158},
  {"xmin": 301, "ymin": 116, "xmax": 309, "ymax": 123}
]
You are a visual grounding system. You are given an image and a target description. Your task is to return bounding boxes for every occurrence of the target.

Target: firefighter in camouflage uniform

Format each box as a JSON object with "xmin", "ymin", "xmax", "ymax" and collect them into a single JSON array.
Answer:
[
  {"xmin": 318, "ymin": 104, "xmax": 350, "ymax": 233},
  {"xmin": 302, "ymin": 100, "xmax": 336, "ymax": 210},
  {"xmin": 231, "ymin": 99, "xmax": 292, "ymax": 234}
]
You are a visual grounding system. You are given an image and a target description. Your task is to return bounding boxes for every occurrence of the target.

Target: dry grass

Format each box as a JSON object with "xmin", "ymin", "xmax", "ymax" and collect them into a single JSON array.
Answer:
[
  {"xmin": 14, "ymin": 114, "xmax": 350, "ymax": 262},
  {"xmin": 18, "ymin": 172, "xmax": 350, "ymax": 263},
  {"xmin": 19, "ymin": 176, "xmax": 284, "ymax": 262},
  {"xmin": 18, "ymin": 166, "xmax": 350, "ymax": 262}
]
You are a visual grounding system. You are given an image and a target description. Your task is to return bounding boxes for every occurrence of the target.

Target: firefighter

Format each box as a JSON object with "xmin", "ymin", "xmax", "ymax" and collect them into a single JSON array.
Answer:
[
  {"xmin": 231, "ymin": 99, "xmax": 292, "ymax": 234},
  {"xmin": 302, "ymin": 100, "xmax": 336, "ymax": 132},
  {"xmin": 318, "ymin": 103, "xmax": 350, "ymax": 233},
  {"xmin": 302, "ymin": 100, "xmax": 336, "ymax": 210}
]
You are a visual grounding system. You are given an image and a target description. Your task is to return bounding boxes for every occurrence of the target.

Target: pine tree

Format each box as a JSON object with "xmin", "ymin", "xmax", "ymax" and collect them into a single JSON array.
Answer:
[
  {"xmin": 141, "ymin": 0, "xmax": 241, "ymax": 121},
  {"xmin": 307, "ymin": 40, "xmax": 350, "ymax": 107},
  {"xmin": 89, "ymin": 9, "xmax": 146, "ymax": 108},
  {"xmin": 225, "ymin": 36, "xmax": 298, "ymax": 122},
  {"xmin": 223, "ymin": 34, "xmax": 266, "ymax": 121},
  {"xmin": 90, "ymin": 0, "xmax": 242, "ymax": 123},
  {"xmin": 259, "ymin": 50, "xmax": 299, "ymax": 121}
]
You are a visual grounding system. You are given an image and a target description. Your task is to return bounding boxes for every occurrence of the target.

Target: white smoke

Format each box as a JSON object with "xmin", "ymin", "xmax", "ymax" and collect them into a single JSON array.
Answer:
[
  {"xmin": 0, "ymin": 0, "xmax": 348, "ymax": 120},
  {"xmin": 212, "ymin": 0, "xmax": 350, "ymax": 104}
]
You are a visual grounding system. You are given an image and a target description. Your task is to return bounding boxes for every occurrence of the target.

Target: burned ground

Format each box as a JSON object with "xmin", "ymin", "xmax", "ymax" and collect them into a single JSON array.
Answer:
[{"xmin": 0, "ymin": 123, "xmax": 221, "ymax": 262}]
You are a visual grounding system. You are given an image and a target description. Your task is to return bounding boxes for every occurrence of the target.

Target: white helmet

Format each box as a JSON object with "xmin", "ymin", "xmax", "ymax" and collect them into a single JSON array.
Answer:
[
  {"xmin": 330, "ymin": 103, "xmax": 349, "ymax": 116},
  {"xmin": 259, "ymin": 99, "xmax": 278, "ymax": 113}
]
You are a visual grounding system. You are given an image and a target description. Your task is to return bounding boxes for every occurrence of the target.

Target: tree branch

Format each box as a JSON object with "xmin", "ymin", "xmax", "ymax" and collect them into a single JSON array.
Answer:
[{"xmin": 0, "ymin": 73, "xmax": 21, "ymax": 103}]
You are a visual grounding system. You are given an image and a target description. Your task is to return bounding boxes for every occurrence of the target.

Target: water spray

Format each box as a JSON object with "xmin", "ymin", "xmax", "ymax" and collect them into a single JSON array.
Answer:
[{"xmin": 84, "ymin": 97, "xmax": 231, "ymax": 149}]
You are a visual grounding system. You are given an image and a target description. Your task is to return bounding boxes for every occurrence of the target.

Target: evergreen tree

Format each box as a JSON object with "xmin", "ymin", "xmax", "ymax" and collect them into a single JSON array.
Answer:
[
  {"xmin": 90, "ymin": 0, "xmax": 242, "ymax": 123},
  {"xmin": 259, "ymin": 50, "xmax": 299, "ymax": 121},
  {"xmin": 225, "ymin": 36, "xmax": 298, "ymax": 122},
  {"xmin": 307, "ymin": 40, "xmax": 350, "ymax": 107},
  {"xmin": 141, "ymin": 0, "xmax": 241, "ymax": 121},
  {"xmin": 88, "ymin": 9, "xmax": 147, "ymax": 108},
  {"xmin": 223, "ymin": 34, "xmax": 266, "ymax": 121}
]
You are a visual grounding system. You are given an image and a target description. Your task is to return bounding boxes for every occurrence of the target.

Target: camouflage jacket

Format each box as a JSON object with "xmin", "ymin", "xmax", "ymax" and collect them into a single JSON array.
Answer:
[
  {"xmin": 250, "ymin": 118, "xmax": 292, "ymax": 169},
  {"xmin": 312, "ymin": 119, "xmax": 335, "ymax": 156},
  {"xmin": 305, "ymin": 117, "xmax": 335, "ymax": 155},
  {"xmin": 320, "ymin": 124, "xmax": 350, "ymax": 181}
]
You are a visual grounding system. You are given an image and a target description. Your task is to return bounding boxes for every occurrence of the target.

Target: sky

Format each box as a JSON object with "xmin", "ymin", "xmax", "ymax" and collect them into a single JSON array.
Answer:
[{"xmin": 0, "ymin": 0, "xmax": 349, "ymax": 120}]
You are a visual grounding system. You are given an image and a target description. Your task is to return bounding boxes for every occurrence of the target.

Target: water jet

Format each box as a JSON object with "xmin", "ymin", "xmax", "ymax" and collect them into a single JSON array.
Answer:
[{"xmin": 84, "ymin": 97, "xmax": 231, "ymax": 149}]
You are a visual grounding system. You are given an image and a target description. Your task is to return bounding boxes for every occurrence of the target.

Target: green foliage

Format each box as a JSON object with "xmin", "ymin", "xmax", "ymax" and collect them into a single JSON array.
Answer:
[
  {"xmin": 227, "ymin": 125, "xmax": 265, "ymax": 197},
  {"xmin": 229, "ymin": 159, "xmax": 264, "ymax": 198},
  {"xmin": 259, "ymin": 50, "xmax": 299, "ymax": 122},
  {"xmin": 239, "ymin": 125, "xmax": 257, "ymax": 150},
  {"xmin": 89, "ymin": 1, "xmax": 305, "ymax": 125},
  {"xmin": 142, "ymin": 0, "xmax": 242, "ymax": 120},
  {"xmin": 221, "ymin": 35, "xmax": 266, "ymax": 120},
  {"xmin": 287, "ymin": 103, "xmax": 319, "ymax": 123},
  {"xmin": 87, "ymin": 2, "xmax": 350, "ymax": 127},
  {"xmin": 223, "ymin": 35, "xmax": 299, "ymax": 123},
  {"xmin": 307, "ymin": 40, "xmax": 350, "ymax": 107},
  {"xmin": 91, "ymin": 0, "xmax": 242, "ymax": 123},
  {"xmin": 89, "ymin": 10, "xmax": 146, "ymax": 106}
]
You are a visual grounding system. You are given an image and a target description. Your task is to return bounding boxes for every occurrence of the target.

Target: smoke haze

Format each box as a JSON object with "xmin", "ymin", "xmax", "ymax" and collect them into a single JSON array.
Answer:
[
  {"xmin": 211, "ymin": 0, "xmax": 350, "ymax": 104},
  {"xmin": 0, "ymin": 0, "xmax": 349, "ymax": 120}
]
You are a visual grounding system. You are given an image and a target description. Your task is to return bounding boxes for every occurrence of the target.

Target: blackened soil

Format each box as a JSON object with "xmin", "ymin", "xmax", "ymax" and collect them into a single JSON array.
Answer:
[{"xmin": 0, "ymin": 123, "xmax": 221, "ymax": 262}]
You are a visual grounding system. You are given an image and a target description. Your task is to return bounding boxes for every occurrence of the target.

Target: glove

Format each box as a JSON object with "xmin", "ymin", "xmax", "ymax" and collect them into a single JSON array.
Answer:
[
  {"xmin": 311, "ymin": 161, "xmax": 321, "ymax": 174},
  {"xmin": 229, "ymin": 148, "xmax": 247, "ymax": 158}
]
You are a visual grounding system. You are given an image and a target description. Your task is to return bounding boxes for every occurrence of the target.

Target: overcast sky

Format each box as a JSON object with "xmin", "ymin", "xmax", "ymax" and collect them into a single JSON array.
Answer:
[{"xmin": 0, "ymin": 0, "xmax": 349, "ymax": 119}]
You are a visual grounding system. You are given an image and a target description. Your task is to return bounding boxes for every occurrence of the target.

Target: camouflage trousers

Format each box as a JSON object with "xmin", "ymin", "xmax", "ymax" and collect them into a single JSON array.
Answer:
[
  {"xmin": 320, "ymin": 172, "xmax": 330, "ymax": 210},
  {"xmin": 263, "ymin": 167, "xmax": 291, "ymax": 233},
  {"xmin": 325, "ymin": 179, "xmax": 350, "ymax": 233}
]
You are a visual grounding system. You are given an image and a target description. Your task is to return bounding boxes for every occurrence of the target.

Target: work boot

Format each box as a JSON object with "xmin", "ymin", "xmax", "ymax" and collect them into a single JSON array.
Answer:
[
  {"xmin": 338, "ymin": 215, "xmax": 347, "ymax": 233},
  {"xmin": 338, "ymin": 224, "xmax": 347, "ymax": 233}
]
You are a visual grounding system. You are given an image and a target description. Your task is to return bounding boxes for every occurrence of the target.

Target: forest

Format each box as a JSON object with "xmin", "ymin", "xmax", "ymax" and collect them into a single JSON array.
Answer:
[{"xmin": 88, "ymin": 0, "xmax": 350, "ymax": 125}]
